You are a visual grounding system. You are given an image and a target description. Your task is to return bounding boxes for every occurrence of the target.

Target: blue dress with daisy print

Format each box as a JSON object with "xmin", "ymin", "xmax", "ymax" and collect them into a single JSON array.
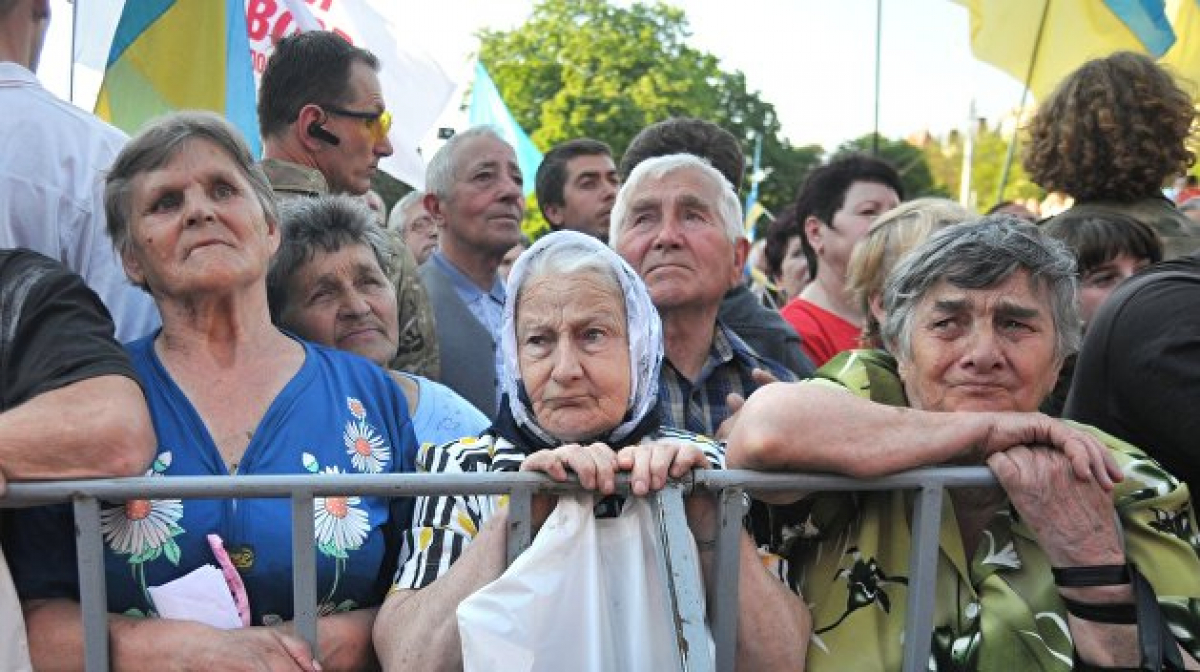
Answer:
[{"xmin": 9, "ymin": 334, "xmax": 418, "ymax": 625}]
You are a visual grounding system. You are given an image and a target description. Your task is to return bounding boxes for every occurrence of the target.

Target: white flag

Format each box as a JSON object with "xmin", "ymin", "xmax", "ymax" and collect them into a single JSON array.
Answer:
[{"xmin": 245, "ymin": 0, "xmax": 456, "ymax": 189}]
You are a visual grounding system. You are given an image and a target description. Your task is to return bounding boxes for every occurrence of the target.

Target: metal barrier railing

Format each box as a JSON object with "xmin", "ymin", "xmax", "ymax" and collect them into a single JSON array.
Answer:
[{"xmin": 1, "ymin": 466, "xmax": 998, "ymax": 672}]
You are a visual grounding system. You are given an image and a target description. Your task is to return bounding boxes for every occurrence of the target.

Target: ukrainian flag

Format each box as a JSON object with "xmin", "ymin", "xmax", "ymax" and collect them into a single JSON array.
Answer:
[
  {"xmin": 957, "ymin": 0, "xmax": 1177, "ymax": 101},
  {"xmin": 95, "ymin": 0, "xmax": 259, "ymax": 154},
  {"xmin": 1163, "ymin": 0, "xmax": 1200, "ymax": 84}
]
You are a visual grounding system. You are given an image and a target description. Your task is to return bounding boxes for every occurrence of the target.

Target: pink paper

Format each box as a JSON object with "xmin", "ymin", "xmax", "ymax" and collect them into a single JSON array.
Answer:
[{"xmin": 207, "ymin": 534, "xmax": 251, "ymax": 627}]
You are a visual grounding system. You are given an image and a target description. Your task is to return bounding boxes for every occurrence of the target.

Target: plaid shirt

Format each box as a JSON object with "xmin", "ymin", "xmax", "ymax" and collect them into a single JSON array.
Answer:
[{"xmin": 658, "ymin": 321, "xmax": 797, "ymax": 437}]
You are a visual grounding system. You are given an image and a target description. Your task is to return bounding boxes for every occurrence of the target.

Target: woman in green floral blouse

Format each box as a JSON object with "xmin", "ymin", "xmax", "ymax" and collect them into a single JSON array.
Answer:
[{"xmin": 728, "ymin": 217, "xmax": 1200, "ymax": 671}]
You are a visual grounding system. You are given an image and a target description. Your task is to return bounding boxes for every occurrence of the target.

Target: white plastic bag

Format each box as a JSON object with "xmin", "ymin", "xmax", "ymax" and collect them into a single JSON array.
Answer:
[{"xmin": 456, "ymin": 493, "xmax": 693, "ymax": 672}]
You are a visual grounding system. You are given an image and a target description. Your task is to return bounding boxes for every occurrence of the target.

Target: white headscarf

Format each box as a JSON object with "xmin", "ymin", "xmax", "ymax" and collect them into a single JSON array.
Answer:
[{"xmin": 499, "ymin": 230, "xmax": 663, "ymax": 447}]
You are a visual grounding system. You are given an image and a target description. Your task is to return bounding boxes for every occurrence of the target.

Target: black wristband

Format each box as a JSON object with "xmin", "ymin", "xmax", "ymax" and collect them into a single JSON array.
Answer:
[
  {"xmin": 1060, "ymin": 595, "xmax": 1138, "ymax": 624},
  {"xmin": 1073, "ymin": 653, "xmax": 1142, "ymax": 672},
  {"xmin": 1051, "ymin": 564, "xmax": 1131, "ymax": 588}
]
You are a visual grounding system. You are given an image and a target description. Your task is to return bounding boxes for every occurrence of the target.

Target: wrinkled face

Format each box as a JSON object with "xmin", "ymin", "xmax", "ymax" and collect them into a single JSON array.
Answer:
[
  {"xmin": 517, "ymin": 273, "xmax": 632, "ymax": 441},
  {"xmin": 613, "ymin": 169, "xmax": 743, "ymax": 312},
  {"xmin": 314, "ymin": 61, "xmax": 393, "ymax": 196},
  {"xmin": 779, "ymin": 234, "xmax": 810, "ymax": 301},
  {"xmin": 399, "ymin": 200, "xmax": 439, "ymax": 265},
  {"xmin": 897, "ymin": 270, "xmax": 1061, "ymax": 413},
  {"xmin": 806, "ymin": 181, "xmax": 899, "ymax": 283},
  {"xmin": 1079, "ymin": 253, "xmax": 1150, "ymax": 326},
  {"xmin": 122, "ymin": 138, "xmax": 279, "ymax": 298},
  {"xmin": 279, "ymin": 243, "xmax": 398, "ymax": 367},
  {"xmin": 435, "ymin": 135, "xmax": 525, "ymax": 258},
  {"xmin": 545, "ymin": 154, "xmax": 619, "ymax": 241}
]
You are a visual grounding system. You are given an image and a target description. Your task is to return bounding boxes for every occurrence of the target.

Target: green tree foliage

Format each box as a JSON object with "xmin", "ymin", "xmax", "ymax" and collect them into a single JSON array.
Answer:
[
  {"xmin": 478, "ymin": 0, "xmax": 822, "ymax": 236},
  {"xmin": 833, "ymin": 133, "xmax": 948, "ymax": 199},
  {"xmin": 920, "ymin": 122, "xmax": 1043, "ymax": 212}
]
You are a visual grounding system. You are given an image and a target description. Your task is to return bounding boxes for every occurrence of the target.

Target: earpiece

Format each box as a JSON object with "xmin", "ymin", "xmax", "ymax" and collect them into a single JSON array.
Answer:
[{"xmin": 307, "ymin": 121, "xmax": 341, "ymax": 146}]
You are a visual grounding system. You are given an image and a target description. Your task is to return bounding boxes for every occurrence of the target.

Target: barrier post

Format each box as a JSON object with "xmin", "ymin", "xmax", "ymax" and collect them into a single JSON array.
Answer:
[
  {"xmin": 291, "ymin": 492, "xmax": 318, "ymax": 656},
  {"xmin": 75, "ymin": 496, "xmax": 109, "ymax": 672},
  {"xmin": 900, "ymin": 483, "xmax": 945, "ymax": 672},
  {"xmin": 709, "ymin": 486, "xmax": 746, "ymax": 671},
  {"xmin": 654, "ymin": 484, "xmax": 715, "ymax": 672},
  {"xmin": 506, "ymin": 487, "xmax": 533, "ymax": 565}
]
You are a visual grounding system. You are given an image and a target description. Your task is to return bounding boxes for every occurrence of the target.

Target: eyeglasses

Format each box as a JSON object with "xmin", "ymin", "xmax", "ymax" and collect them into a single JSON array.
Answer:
[
  {"xmin": 407, "ymin": 216, "xmax": 437, "ymax": 235},
  {"xmin": 323, "ymin": 106, "xmax": 393, "ymax": 142}
]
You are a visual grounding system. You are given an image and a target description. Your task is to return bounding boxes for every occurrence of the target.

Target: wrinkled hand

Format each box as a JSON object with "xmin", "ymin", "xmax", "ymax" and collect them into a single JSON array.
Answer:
[
  {"xmin": 183, "ymin": 626, "xmax": 319, "ymax": 672},
  {"xmin": 980, "ymin": 414, "xmax": 1122, "ymax": 491},
  {"xmin": 987, "ymin": 446, "xmax": 1125, "ymax": 567},
  {"xmin": 521, "ymin": 442, "xmax": 619, "ymax": 493},
  {"xmin": 521, "ymin": 443, "xmax": 619, "ymax": 530},
  {"xmin": 616, "ymin": 440, "xmax": 711, "ymax": 496},
  {"xmin": 717, "ymin": 368, "xmax": 780, "ymax": 441}
]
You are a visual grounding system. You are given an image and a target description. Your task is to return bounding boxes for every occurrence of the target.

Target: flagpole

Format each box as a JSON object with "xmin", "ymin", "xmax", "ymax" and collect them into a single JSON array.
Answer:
[
  {"xmin": 872, "ymin": 0, "xmax": 882, "ymax": 156},
  {"xmin": 960, "ymin": 98, "xmax": 976, "ymax": 208},
  {"xmin": 69, "ymin": 0, "xmax": 78, "ymax": 103},
  {"xmin": 995, "ymin": 0, "xmax": 1051, "ymax": 206}
]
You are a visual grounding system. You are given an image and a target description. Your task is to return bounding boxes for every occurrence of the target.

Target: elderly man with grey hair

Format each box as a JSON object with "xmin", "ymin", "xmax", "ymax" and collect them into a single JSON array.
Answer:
[
  {"xmin": 388, "ymin": 190, "xmax": 439, "ymax": 265},
  {"xmin": 417, "ymin": 127, "xmax": 525, "ymax": 419},
  {"xmin": 610, "ymin": 153, "xmax": 795, "ymax": 437},
  {"xmin": 727, "ymin": 216, "xmax": 1200, "ymax": 670}
]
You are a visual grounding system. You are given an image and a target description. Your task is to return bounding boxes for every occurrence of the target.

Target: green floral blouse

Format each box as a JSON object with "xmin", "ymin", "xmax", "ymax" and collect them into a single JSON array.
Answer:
[{"xmin": 758, "ymin": 349, "xmax": 1200, "ymax": 671}]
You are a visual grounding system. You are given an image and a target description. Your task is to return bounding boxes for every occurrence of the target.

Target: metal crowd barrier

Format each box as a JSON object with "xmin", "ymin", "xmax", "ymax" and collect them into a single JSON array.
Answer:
[{"xmin": 1, "ymin": 466, "xmax": 997, "ymax": 672}]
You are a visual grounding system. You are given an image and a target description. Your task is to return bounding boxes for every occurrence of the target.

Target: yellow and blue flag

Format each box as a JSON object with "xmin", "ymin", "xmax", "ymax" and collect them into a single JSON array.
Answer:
[
  {"xmin": 957, "ymin": 0, "xmax": 1177, "ymax": 101},
  {"xmin": 1163, "ymin": 0, "xmax": 1200, "ymax": 83},
  {"xmin": 469, "ymin": 62, "xmax": 542, "ymax": 196},
  {"xmin": 95, "ymin": 0, "xmax": 259, "ymax": 154}
]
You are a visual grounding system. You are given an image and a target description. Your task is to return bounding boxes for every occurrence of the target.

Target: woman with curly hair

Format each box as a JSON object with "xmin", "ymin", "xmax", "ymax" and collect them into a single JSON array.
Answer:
[{"xmin": 1024, "ymin": 51, "xmax": 1200, "ymax": 258}]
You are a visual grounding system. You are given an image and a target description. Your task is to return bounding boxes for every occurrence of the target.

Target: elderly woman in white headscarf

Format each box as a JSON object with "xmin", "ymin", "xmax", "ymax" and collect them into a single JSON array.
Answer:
[{"xmin": 373, "ymin": 230, "xmax": 810, "ymax": 670}]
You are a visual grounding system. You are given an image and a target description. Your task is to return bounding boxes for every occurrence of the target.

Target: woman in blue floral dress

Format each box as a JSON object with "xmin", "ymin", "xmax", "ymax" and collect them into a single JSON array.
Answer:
[{"xmin": 8, "ymin": 112, "xmax": 417, "ymax": 672}]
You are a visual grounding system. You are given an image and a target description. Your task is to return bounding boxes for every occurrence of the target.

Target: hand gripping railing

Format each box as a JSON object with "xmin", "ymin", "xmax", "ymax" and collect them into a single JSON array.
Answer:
[
  {"xmin": 693, "ymin": 467, "xmax": 998, "ymax": 672},
  {"xmin": 1, "ymin": 466, "xmax": 997, "ymax": 672}
]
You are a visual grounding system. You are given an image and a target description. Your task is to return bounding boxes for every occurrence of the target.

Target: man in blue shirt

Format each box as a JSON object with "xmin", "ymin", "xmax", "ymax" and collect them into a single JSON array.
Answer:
[{"xmin": 418, "ymin": 127, "xmax": 525, "ymax": 419}]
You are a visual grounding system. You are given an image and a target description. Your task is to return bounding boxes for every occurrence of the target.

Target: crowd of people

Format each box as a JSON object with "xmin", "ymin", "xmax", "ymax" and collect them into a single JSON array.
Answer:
[{"xmin": 4, "ymin": 0, "xmax": 1200, "ymax": 669}]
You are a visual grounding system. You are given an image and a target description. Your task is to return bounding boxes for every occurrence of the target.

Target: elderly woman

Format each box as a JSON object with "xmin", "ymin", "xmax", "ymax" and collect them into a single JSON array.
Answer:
[
  {"xmin": 845, "ymin": 197, "xmax": 972, "ymax": 349},
  {"xmin": 9, "ymin": 112, "xmax": 417, "ymax": 671},
  {"xmin": 267, "ymin": 195, "xmax": 488, "ymax": 446},
  {"xmin": 373, "ymin": 230, "xmax": 810, "ymax": 670},
  {"xmin": 728, "ymin": 216, "xmax": 1200, "ymax": 670}
]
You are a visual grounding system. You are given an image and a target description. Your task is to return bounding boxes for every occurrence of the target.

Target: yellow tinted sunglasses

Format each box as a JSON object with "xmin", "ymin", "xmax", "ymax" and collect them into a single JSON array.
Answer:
[{"xmin": 324, "ymin": 106, "xmax": 392, "ymax": 142}]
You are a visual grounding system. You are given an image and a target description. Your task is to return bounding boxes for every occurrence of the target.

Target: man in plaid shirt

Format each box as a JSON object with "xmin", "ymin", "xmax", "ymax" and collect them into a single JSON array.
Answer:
[{"xmin": 611, "ymin": 153, "xmax": 795, "ymax": 437}]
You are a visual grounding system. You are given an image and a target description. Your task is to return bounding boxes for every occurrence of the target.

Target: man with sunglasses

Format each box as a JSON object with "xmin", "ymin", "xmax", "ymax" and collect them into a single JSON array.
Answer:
[{"xmin": 258, "ymin": 30, "xmax": 440, "ymax": 379}]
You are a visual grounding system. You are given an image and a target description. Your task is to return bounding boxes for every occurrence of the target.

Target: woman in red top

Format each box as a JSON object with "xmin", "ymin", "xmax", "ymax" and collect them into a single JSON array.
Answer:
[{"xmin": 780, "ymin": 155, "xmax": 903, "ymax": 365}]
